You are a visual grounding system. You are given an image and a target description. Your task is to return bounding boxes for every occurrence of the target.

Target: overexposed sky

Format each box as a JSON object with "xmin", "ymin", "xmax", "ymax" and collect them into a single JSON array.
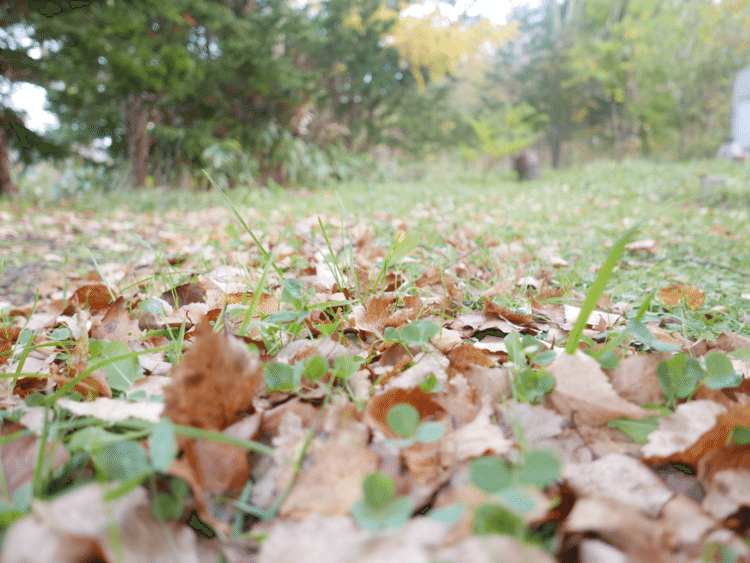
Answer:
[{"xmin": 404, "ymin": 0, "xmax": 515, "ymax": 24}]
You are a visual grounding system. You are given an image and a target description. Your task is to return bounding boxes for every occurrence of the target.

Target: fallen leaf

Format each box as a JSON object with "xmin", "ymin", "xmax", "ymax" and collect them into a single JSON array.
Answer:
[
  {"xmin": 163, "ymin": 322, "xmax": 263, "ymax": 430},
  {"xmin": 563, "ymin": 453, "xmax": 673, "ymax": 517},
  {"xmin": 546, "ymin": 350, "xmax": 657, "ymax": 426}
]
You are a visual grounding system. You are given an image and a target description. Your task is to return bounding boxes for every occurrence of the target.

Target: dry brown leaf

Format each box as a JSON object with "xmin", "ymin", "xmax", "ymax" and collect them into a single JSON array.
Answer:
[
  {"xmin": 90, "ymin": 295, "xmax": 142, "ymax": 343},
  {"xmin": 562, "ymin": 496, "xmax": 665, "ymax": 563},
  {"xmin": 702, "ymin": 469, "xmax": 750, "ymax": 520},
  {"xmin": 660, "ymin": 494, "xmax": 717, "ymax": 549},
  {"xmin": 659, "ymin": 284, "xmax": 706, "ymax": 310},
  {"xmin": 440, "ymin": 403, "xmax": 514, "ymax": 466},
  {"xmin": 183, "ymin": 438, "xmax": 250, "ymax": 494},
  {"xmin": 713, "ymin": 331, "xmax": 750, "ymax": 352},
  {"xmin": 259, "ymin": 514, "xmax": 450, "ymax": 563},
  {"xmin": 3, "ymin": 483, "xmax": 199, "ymax": 563},
  {"xmin": 608, "ymin": 352, "xmax": 670, "ymax": 405},
  {"xmin": 545, "ymin": 350, "xmax": 657, "ymax": 426},
  {"xmin": 66, "ymin": 282, "xmax": 113, "ymax": 314},
  {"xmin": 1, "ymin": 421, "xmax": 69, "ymax": 499},
  {"xmin": 641, "ymin": 400, "xmax": 728, "ymax": 461},
  {"xmin": 365, "ymin": 387, "xmax": 444, "ymax": 438},
  {"xmin": 163, "ymin": 322, "xmax": 263, "ymax": 430},
  {"xmin": 432, "ymin": 534, "xmax": 557, "ymax": 563},
  {"xmin": 563, "ymin": 453, "xmax": 673, "ymax": 517},
  {"xmin": 483, "ymin": 299, "xmax": 533, "ymax": 325},
  {"xmin": 57, "ymin": 396, "xmax": 163, "ymax": 423},
  {"xmin": 446, "ymin": 343, "xmax": 493, "ymax": 369}
]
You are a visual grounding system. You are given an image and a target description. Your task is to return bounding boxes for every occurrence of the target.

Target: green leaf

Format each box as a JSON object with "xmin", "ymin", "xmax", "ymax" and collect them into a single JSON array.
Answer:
[
  {"xmin": 94, "ymin": 441, "xmax": 150, "ymax": 482},
  {"xmin": 517, "ymin": 450, "xmax": 560, "ymax": 489},
  {"xmin": 729, "ymin": 349, "xmax": 750, "ymax": 361},
  {"xmin": 49, "ymin": 327, "xmax": 72, "ymax": 341},
  {"xmin": 150, "ymin": 419, "xmax": 177, "ymax": 472},
  {"xmin": 266, "ymin": 311, "xmax": 299, "ymax": 324},
  {"xmin": 427, "ymin": 504, "xmax": 463, "ymax": 524},
  {"xmin": 67, "ymin": 426, "xmax": 129, "ymax": 453},
  {"xmin": 88, "ymin": 339, "xmax": 145, "ymax": 391},
  {"xmin": 597, "ymin": 350, "xmax": 620, "ymax": 370},
  {"xmin": 704, "ymin": 351, "xmax": 742, "ymax": 389},
  {"xmin": 521, "ymin": 334, "xmax": 543, "ymax": 351},
  {"xmin": 414, "ymin": 421, "xmax": 444, "ymax": 443},
  {"xmin": 362, "ymin": 471, "xmax": 395, "ymax": 510},
  {"xmin": 413, "ymin": 319, "xmax": 441, "ymax": 342},
  {"xmin": 388, "ymin": 233, "xmax": 421, "ymax": 264},
  {"xmin": 383, "ymin": 326, "xmax": 400, "ymax": 342},
  {"xmin": 399, "ymin": 323, "xmax": 422, "ymax": 343},
  {"xmin": 627, "ymin": 321, "xmax": 682, "ymax": 352},
  {"xmin": 498, "ymin": 487, "xmax": 535, "ymax": 513},
  {"xmin": 472, "ymin": 502, "xmax": 525, "ymax": 536},
  {"xmin": 264, "ymin": 362, "xmax": 298, "ymax": 391},
  {"xmin": 728, "ymin": 426, "xmax": 750, "ymax": 445},
  {"xmin": 280, "ymin": 278, "xmax": 305, "ymax": 305},
  {"xmin": 419, "ymin": 373, "xmax": 442, "ymax": 393},
  {"xmin": 140, "ymin": 299, "xmax": 165, "ymax": 314},
  {"xmin": 656, "ymin": 353, "xmax": 701, "ymax": 408},
  {"xmin": 351, "ymin": 495, "xmax": 413, "ymax": 530},
  {"xmin": 387, "ymin": 404, "xmax": 420, "ymax": 438},
  {"xmin": 505, "ymin": 330, "xmax": 523, "ymax": 366},
  {"xmin": 608, "ymin": 415, "xmax": 660, "ymax": 444},
  {"xmin": 152, "ymin": 477, "xmax": 190, "ymax": 521},
  {"xmin": 534, "ymin": 349, "xmax": 557, "ymax": 366},
  {"xmin": 332, "ymin": 355, "xmax": 361, "ymax": 380},
  {"xmin": 515, "ymin": 369, "xmax": 555, "ymax": 404},
  {"xmin": 303, "ymin": 355, "xmax": 328, "ymax": 381},
  {"xmin": 470, "ymin": 456, "xmax": 512, "ymax": 494}
]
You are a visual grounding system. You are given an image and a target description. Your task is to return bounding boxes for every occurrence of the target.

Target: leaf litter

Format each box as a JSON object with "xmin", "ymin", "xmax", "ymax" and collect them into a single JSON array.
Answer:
[{"xmin": 2, "ymin": 170, "xmax": 750, "ymax": 562}]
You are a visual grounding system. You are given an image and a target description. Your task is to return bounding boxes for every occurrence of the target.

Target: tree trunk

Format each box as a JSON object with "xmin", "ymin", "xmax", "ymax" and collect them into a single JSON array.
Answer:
[
  {"xmin": 124, "ymin": 93, "xmax": 149, "ymax": 188},
  {"xmin": 548, "ymin": 126, "xmax": 562, "ymax": 169},
  {"xmin": 0, "ymin": 120, "xmax": 19, "ymax": 197}
]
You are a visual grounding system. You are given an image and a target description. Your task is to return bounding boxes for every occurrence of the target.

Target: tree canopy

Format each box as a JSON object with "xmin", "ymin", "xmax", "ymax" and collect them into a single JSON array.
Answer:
[{"xmin": 1, "ymin": 0, "xmax": 749, "ymax": 194}]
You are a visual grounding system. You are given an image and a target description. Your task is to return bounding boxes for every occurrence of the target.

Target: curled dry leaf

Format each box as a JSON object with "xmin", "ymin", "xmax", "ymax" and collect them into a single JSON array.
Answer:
[
  {"xmin": 163, "ymin": 322, "xmax": 263, "ymax": 430},
  {"xmin": 545, "ymin": 350, "xmax": 657, "ymax": 426}
]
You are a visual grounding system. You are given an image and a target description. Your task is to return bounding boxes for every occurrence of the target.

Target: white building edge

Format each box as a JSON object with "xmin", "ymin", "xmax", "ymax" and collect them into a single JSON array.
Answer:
[{"xmin": 732, "ymin": 65, "xmax": 750, "ymax": 149}]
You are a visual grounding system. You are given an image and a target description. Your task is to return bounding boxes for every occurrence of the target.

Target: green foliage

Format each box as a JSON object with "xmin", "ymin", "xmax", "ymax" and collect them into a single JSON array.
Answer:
[
  {"xmin": 657, "ymin": 351, "xmax": 742, "ymax": 410},
  {"xmin": 505, "ymin": 331, "xmax": 555, "ymax": 404},
  {"xmin": 383, "ymin": 319, "xmax": 441, "ymax": 348},
  {"xmin": 351, "ymin": 471, "xmax": 414, "ymax": 530},
  {"xmin": 469, "ymin": 450, "xmax": 560, "ymax": 549},
  {"xmin": 608, "ymin": 414, "xmax": 661, "ymax": 444},
  {"xmin": 385, "ymin": 403, "xmax": 445, "ymax": 447},
  {"xmin": 88, "ymin": 339, "xmax": 145, "ymax": 392}
]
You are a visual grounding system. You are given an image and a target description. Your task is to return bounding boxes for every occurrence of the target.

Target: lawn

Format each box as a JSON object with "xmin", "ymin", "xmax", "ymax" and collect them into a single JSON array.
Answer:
[{"xmin": 1, "ymin": 157, "xmax": 750, "ymax": 562}]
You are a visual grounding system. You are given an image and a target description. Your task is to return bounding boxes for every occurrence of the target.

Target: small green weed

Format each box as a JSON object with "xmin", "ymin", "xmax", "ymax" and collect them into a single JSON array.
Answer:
[
  {"xmin": 505, "ymin": 330, "xmax": 555, "ymax": 404},
  {"xmin": 351, "ymin": 471, "xmax": 414, "ymax": 530}
]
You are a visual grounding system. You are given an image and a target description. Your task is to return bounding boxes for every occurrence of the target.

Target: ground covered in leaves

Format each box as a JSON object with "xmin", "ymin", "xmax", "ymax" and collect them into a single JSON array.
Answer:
[{"xmin": 2, "ymin": 159, "xmax": 750, "ymax": 562}]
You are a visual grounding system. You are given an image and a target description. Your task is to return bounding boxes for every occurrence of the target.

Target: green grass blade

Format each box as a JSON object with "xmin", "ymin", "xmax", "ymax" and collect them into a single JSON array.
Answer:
[
  {"xmin": 204, "ymin": 170, "xmax": 283, "ymax": 279},
  {"xmin": 565, "ymin": 227, "xmax": 638, "ymax": 355}
]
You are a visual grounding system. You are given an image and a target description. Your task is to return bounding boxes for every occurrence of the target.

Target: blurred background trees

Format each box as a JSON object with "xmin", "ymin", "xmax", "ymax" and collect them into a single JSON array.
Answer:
[{"xmin": 1, "ymin": 0, "xmax": 749, "ymax": 195}]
